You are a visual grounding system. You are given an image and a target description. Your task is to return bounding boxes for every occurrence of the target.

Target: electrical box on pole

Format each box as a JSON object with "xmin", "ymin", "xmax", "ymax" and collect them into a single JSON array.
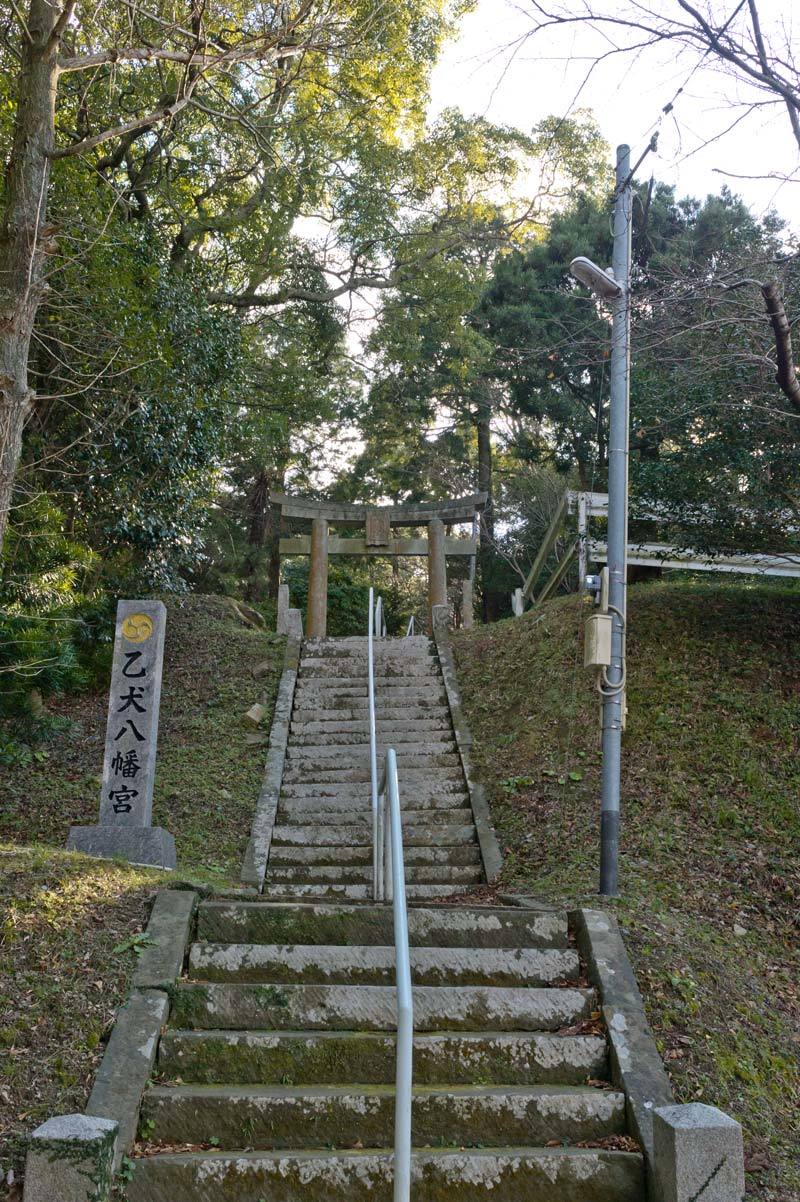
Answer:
[{"xmin": 584, "ymin": 613, "xmax": 613, "ymax": 668}]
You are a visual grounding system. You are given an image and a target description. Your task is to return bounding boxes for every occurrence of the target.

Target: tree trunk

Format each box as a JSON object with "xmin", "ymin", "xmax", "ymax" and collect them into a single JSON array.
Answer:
[
  {"xmin": 476, "ymin": 396, "xmax": 503, "ymax": 622},
  {"xmin": 0, "ymin": 1, "xmax": 62, "ymax": 553},
  {"xmin": 244, "ymin": 464, "xmax": 285, "ymax": 601}
]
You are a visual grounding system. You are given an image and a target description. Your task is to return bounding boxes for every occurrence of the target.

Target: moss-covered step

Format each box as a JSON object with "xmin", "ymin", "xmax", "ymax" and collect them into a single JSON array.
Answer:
[
  {"xmin": 267, "ymin": 843, "xmax": 481, "ymax": 866},
  {"xmin": 141, "ymin": 1082, "xmax": 626, "ymax": 1148},
  {"xmin": 290, "ymin": 723, "xmax": 454, "ymax": 741},
  {"xmin": 276, "ymin": 807, "xmax": 473, "ymax": 827},
  {"xmin": 264, "ymin": 870, "xmax": 482, "ymax": 889},
  {"xmin": 125, "ymin": 1145, "xmax": 645, "ymax": 1202},
  {"xmin": 196, "ymin": 902, "xmax": 568, "ymax": 948},
  {"xmin": 259, "ymin": 883, "xmax": 473, "ymax": 900},
  {"xmin": 167, "ymin": 982, "xmax": 594, "ymax": 1031},
  {"xmin": 186, "ymin": 943, "xmax": 579, "ymax": 986},
  {"xmin": 157, "ymin": 1029, "xmax": 608, "ymax": 1086},
  {"xmin": 280, "ymin": 765, "xmax": 464, "ymax": 785},
  {"xmin": 270, "ymin": 823, "xmax": 476, "ymax": 846}
]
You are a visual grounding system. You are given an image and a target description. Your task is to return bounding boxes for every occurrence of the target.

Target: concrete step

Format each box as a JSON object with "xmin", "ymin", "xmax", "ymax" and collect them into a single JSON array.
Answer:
[
  {"xmin": 277, "ymin": 808, "xmax": 473, "ymax": 827},
  {"xmin": 279, "ymin": 779, "xmax": 465, "ymax": 799},
  {"xmin": 281, "ymin": 767, "xmax": 463, "ymax": 785},
  {"xmin": 169, "ymin": 981, "xmax": 595, "ymax": 1032},
  {"xmin": 142, "ymin": 1082, "xmax": 626, "ymax": 1148},
  {"xmin": 294, "ymin": 684, "xmax": 447, "ymax": 701},
  {"xmin": 303, "ymin": 635, "xmax": 432, "ymax": 654},
  {"xmin": 277, "ymin": 795, "xmax": 469, "ymax": 819},
  {"xmin": 260, "ymin": 883, "xmax": 471, "ymax": 901},
  {"xmin": 299, "ymin": 661, "xmax": 439, "ymax": 679},
  {"xmin": 196, "ymin": 903, "xmax": 569, "ymax": 948},
  {"xmin": 267, "ymin": 844, "xmax": 481, "ymax": 866},
  {"xmin": 265, "ymin": 864, "xmax": 483, "ymax": 886},
  {"xmin": 158, "ymin": 1028, "xmax": 608, "ymax": 1086},
  {"xmin": 127, "ymin": 1146, "xmax": 645, "ymax": 1202},
  {"xmin": 187, "ymin": 943, "xmax": 579, "ymax": 986},
  {"xmin": 289, "ymin": 729, "xmax": 454, "ymax": 746},
  {"xmin": 288, "ymin": 711, "xmax": 451, "ymax": 730},
  {"xmin": 282, "ymin": 756, "xmax": 461, "ymax": 779},
  {"xmin": 285, "ymin": 740, "xmax": 457, "ymax": 759},
  {"xmin": 271, "ymin": 823, "xmax": 476, "ymax": 846}
]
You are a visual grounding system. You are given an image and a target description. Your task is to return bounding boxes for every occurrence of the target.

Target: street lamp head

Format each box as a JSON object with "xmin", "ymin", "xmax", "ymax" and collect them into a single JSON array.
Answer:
[{"xmin": 569, "ymin": 256, "xmax": 623, "ymax": 300}]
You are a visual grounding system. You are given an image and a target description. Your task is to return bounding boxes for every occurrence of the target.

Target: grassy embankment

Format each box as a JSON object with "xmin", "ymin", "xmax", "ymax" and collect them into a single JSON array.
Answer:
[
  {"xmin": 452, "ymin": 580, "xmax": 799, "ymax": 1202},
  {"xmin": 0, "ymin": 594, "xmax": 283, "ymax": 1190}
]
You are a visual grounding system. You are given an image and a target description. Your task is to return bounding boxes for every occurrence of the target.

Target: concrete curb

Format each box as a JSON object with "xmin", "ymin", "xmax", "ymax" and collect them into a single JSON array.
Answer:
[
  {"xmin": 241, "ymin": 628, "xmax": 302, "ymax": 890},
  {"xmin": 85, "ymin": 887, "xmax": 200, "ymax": 1169},
  {"xmin": 22, "ymin": 888, "xmax": 199, "ymax": 1199},
  {"xmin": 571, "ymin": 908, "xmax": 674, "ymax": 1198},
  {"xmin": 133, "ymin": 889, "xmax": 197, "ymax": 989},
  {"xmin": 86, "ymin": 989, "xmax": 168, "ymax": 1169},
  {"xmin": 431, "ymin": 606, "xmax": 503, "ymax": 882}
]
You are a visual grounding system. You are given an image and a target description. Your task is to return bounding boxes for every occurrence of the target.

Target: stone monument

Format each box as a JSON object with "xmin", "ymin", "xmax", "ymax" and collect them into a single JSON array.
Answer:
[{"xmin": 67, "ymin": 599, "xmax": 175, "ymax": 869}]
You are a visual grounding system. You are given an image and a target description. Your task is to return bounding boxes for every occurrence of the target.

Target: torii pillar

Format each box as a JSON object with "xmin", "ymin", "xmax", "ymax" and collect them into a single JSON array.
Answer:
[
  {"xmin": 428, "ymin": 517, "xmax": 448, "ymax": 620},
  {"xmin": 307, "ymin": 517, "xmax": 329, "ymax": 638}
]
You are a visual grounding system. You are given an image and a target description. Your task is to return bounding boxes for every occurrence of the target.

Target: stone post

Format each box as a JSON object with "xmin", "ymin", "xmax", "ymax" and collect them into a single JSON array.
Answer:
[
  {"xmin": 67, "ymin": 599, "xmax": 175, "ymax": 870},
  {"xmin": 653, "ymin": 1103, "xmax": 745, "ymax": 1202},
  {"xmin": 462, "ymin": 578, "xmax": 474, "ymax": 629},
  {"xmin": 511, "ymin": 587, "xmax": 524, "ymax": 617},
  {"xmin": 307, "ymin": 517, "xmax": 329, "ymax": 638},
  {"xmin": 23, "ymin": 1114, "xmax": 117, "ymax": 1202},
  {"xmin": 276, "ymin": 583, "xmax": 290, "ymax": 634},
  {"xmin": 428, "ymin": 517, "xmax": 447, "ymax": 623}
]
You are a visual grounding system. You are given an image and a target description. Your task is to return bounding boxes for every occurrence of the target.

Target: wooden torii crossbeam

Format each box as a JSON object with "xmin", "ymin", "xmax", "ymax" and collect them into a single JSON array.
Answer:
[{"xmin": 271, "ymin": 492, "xmax": 487, "ymax": 637}]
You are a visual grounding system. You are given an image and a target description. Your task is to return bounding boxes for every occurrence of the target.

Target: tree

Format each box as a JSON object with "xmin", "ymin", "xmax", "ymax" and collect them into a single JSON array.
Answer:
[{"xmin": 476, "ymin": 176, "xmax": 800, "ymax": 562}]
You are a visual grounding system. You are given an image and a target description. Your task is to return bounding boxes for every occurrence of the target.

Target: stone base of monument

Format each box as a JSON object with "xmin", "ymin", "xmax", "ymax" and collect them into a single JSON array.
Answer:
[{"xmin": 67, "ymin": 825, "xmax": 176, "ymax": 870}]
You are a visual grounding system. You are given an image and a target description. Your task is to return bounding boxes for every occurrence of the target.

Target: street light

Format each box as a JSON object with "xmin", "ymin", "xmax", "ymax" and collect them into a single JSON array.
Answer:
[
  {"xmin": 569, "ymin": 256, "xmax": 622, "ymax": 300},
  {"xmin": 569, "ymin": 144, "xmax": 632, "ymax": 898}
]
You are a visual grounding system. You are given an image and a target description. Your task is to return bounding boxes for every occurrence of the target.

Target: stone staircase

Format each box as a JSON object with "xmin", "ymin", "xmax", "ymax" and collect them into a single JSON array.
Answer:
[
  {"xmin": 264, "ymin": 635, "xmax": 482, "ymax": 900},
  {"xmin": 125, "ymin": 634, "xmax": 646, "ymax": 1201},
  {"xmin": 128, "ymin": 900, "xmax": 644, "ymax": 1200}
]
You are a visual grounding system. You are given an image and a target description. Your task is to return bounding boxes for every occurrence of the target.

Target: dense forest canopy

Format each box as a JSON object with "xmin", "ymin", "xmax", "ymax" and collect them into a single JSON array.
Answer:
[{"xmin": 1, "ymin": 0, "xmax": 799, "ymax": 750}]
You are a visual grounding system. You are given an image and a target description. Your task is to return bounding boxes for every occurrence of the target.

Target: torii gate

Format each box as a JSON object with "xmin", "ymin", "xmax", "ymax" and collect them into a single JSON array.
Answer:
[{"xmin": 272, "ymin": 492, "xmax": 487, "ymax": 638}]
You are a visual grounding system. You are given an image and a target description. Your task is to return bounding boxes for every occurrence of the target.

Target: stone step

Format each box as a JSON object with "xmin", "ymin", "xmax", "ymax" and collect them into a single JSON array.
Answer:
[
  {"xmin": 290, "ymin": 729, "xmax": 454, "ymax": 746},
  {"xmin": 271, "ymin": 823, "xmax": 476, "ymax": 846},
  {"xmin": 303, "ymin": 635, "xmax": 432, "ymax": 654},
  {"xmin": 142, "ymin": 1083, "xmax": 626, "ymax": 1149},
  {"xmin": 285, "ymin": 741, "xmax": 457, "ymax": 759},
  {"xmin": 281, "ymin": 766, "xmax": 463, "ymax": 785},
  {"xmin": 187, "ymin": 943, "xmax": 579, "ymax": 986},
  {"xmin": 292, "ymin": 699, "xmax": 449, "ymax": 716},
  {"xmin": 290, "ymin": 717, "xmax": 453, "ymax": 734},
  {"xmin": 277, "ymin": 795, "xmax": 469, "ymax": 819},
  {"xmin": 126, "ymin": 1146, "xmax": 645, "ymax": 1202},
  {"xmin": 294, "ymin": 684, "xmax": 447, "ymax": 700},
  {"xmin": 268, "ymin": 843, "xmax": 481, "ymax": 866},
  {"xmin": 168, "ymin": 982, "xmax": 595, "ymax": 1031},
  {"xmin": 282, "ymin": 757, "xmax": 461, "ymax": 779},
  {"xmin": 279, "ymin": 779, "xmax": 465, "ymax": 799},
  {"xmin": 158, "ymin": 1029, "xmax": 608, "ymax": 1086},
  {"xmin": 197, "ymin": 903, "xmax": 569, "ymax": 948},
  {"xmin": 260, "ymin": 883, "xmax": 471, "ymax": 901},
  {"xmin": 265, "ymin": 864, "xmax": 483, "ymax": 886},
  {"xmin": 277, "ymin": 808, "xmax": 473, "ymax": 827},
  {"xmin": 299, "ymin": 661, "xmax": 439, "ymax": 678}
]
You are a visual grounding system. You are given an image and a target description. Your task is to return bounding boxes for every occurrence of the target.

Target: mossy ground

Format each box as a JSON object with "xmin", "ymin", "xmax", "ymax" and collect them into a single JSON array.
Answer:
[
  {"xmin": 0, "ymin": 595, "xmax": 284, "ymax": 1192},
  {"xmin": 452, "ymin": 579, "xmax": 800, "ymax": 1201}
]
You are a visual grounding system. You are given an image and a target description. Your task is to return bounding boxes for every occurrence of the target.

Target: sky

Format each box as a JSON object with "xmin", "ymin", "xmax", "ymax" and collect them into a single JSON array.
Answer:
[{"xmin": 428, "ymin": 0, "xmax": 799, "ymax": 226}]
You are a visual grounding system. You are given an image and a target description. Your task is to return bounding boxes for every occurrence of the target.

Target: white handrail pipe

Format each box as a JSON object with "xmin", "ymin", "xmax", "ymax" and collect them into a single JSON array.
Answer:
[
  {"xmin": 386, "ymin": 748, "xmax": 413, "ymax": 1202},
  {"xmin": 368, "ymin": 587, "xmax": 380, "ymax": 898}
]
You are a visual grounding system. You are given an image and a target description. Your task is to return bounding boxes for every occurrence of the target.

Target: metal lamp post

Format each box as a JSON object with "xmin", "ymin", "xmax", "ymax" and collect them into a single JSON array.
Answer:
[{"xmin": 570, "ymin": 144, "xmax": 632, "ymax": 897}]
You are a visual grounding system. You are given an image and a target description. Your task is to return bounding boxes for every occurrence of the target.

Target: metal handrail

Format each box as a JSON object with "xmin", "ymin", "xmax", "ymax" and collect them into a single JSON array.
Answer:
[
  {"xmin": 381, "ymin": 747, "xmax": 413, "ymax": 1202},
  {"xmin": 368, "ymin": 587, "xmax": 381, "ymax": 896},
  {"xmin": 406, "ymin": 615, "xmax": 415, "ymax": 637},
  {"xmin": 366, "ymin": 589, "xmax": 413, "ymax": 1201}
]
